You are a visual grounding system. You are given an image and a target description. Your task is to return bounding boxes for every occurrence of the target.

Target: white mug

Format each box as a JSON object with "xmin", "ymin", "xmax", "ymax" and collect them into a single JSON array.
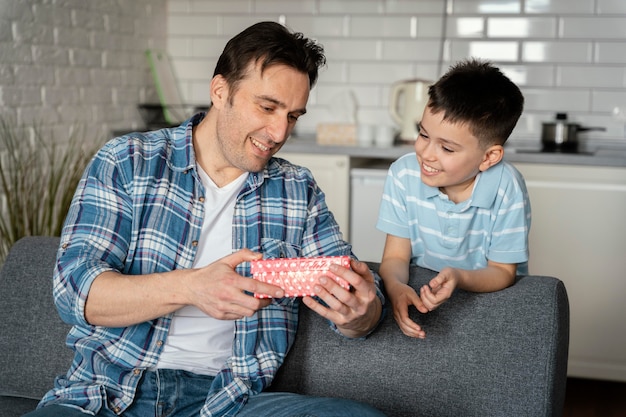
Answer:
[
  {"xmin": 357, "ymin": 124, "xmax": 375, "ymax": 146},
  {"xmin": 375, "ymin": 125, "xmax": 395, "ymax": 147}
]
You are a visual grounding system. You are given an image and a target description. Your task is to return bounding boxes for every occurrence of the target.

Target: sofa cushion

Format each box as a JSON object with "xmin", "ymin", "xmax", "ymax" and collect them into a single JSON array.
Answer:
[{"xmin": 0, "ymin": 236, "xmax": 71, "ymax": 400}]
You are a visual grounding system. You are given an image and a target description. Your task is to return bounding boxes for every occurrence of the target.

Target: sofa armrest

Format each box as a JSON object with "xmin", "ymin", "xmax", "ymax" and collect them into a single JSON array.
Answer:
[
  {"xmin": 0, "ymin": 237, "xmax": 71, "ymax": 407},
  {"xmin": 271, "ymin": 264, "xmax": 569, "ymax": 417}
]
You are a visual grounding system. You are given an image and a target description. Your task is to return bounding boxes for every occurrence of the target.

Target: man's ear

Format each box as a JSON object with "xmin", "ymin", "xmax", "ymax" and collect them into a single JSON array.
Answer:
[
  {"xmin": 209, "ymin": 75, "xmax": 229, "ymax": 109},
  {"xmin": 479, "ymin": 145, "xmax": 504, "ymax": 172}
]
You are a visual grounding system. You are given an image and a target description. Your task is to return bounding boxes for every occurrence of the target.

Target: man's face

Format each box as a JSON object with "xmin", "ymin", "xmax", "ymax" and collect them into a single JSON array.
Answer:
[
  {"xmin": 212, "ymin": 61, "xmax": 310, "ymax": 174},
  {"xmin": 414, "ymin": 106, "xmax": 492, "ymax": 203}
]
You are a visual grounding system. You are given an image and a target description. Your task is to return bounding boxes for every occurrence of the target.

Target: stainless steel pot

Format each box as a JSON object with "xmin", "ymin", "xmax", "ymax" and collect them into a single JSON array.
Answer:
[{"xmin": 541, "ymin": 114, "xmax": 605, "ymax": 152}]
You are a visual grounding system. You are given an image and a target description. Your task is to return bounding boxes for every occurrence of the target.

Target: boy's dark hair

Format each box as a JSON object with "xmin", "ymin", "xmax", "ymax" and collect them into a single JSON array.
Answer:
[
  {"xmin": 427, "ymin": 58, "xmax": 524, "ymax": 147},
  {"xmin": 213, "ymin": 21, "xmax": 326, "ymax": 102}
]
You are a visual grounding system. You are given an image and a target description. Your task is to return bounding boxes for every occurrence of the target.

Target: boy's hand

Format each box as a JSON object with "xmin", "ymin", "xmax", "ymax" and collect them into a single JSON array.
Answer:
[
  {"xmin": 420, "ymin": 267, "xmax": 459, "ymax": 311},
  {"xmin": 386, "ymin": 281, "xmax": 428, "ymax": 339}
]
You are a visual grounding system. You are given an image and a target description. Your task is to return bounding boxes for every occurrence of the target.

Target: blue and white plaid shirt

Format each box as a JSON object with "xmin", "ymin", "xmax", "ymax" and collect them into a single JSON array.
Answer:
[{"xmin": 42, "ymin": 113, "xmax": 384, "ymax": 416}]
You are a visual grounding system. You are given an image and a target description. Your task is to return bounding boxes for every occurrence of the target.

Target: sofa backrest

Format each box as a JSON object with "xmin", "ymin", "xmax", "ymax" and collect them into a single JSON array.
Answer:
[
  {"xmin": 272, "ymin": 264, "xmax": 570, "ymax": 417},
  {"xmin": 0, "ymin": 236, "xmax": 71, "ymax": 400}
]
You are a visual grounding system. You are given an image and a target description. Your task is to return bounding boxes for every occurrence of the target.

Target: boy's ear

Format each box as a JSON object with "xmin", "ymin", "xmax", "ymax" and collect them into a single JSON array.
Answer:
[{"xmin": 479, "ymin": 145, "xmax": 504, "ymax": 172}]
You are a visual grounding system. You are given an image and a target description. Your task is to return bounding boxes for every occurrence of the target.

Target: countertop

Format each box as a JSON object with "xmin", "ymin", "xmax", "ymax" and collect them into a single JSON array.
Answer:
[{"xmin": 281, "ymin": 136, "xmax": 626, "ymax": 168}]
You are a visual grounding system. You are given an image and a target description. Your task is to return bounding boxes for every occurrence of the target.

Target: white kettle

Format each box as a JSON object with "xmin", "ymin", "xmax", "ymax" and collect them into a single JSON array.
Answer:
[{"xmin": 389, "ymin": 79, "xmax": 431, "ymax": 142}]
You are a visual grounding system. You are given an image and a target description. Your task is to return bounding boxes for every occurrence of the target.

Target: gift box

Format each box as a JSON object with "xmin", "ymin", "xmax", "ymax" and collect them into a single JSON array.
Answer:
[{"xmin": 251, "ymin": 256, "xmax": 351, "ymax": 298}]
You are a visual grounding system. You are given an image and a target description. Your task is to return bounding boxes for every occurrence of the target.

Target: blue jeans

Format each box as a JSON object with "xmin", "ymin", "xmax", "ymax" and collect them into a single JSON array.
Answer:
[{"xmin": 23, "ymin": 369, "xmax": 386, "ymax": 417}]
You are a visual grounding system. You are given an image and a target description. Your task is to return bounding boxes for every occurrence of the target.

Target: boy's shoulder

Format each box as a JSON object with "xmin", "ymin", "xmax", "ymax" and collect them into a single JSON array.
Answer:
[
  {"xmin": 478, "ymin": 160, "xmax": 528, "ymax": 198},
  {"xmin": 390, "ymin": 152, "xmax": 419, "ymax": 171}
]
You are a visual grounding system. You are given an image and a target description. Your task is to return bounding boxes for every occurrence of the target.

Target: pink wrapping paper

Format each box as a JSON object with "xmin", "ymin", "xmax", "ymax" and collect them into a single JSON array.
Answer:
[{"xmin": 251, "ymin": 256, "xmax": 351, "ymax": 298}]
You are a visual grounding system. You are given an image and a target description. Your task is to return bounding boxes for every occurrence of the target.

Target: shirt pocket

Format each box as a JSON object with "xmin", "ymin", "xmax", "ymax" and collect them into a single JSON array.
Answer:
[
  {"xmin": 257, "ymin": 239, "xmax": 301, "ymax": 307},
  {"xmin": 259, "ymin": 238, "xmax": 301, "ymax": 259}
]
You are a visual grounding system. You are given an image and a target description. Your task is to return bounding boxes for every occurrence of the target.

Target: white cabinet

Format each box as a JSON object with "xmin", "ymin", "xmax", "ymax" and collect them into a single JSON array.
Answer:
[
  {"xmin": 514, "ymin": 163, "xmax": 626, "ymax": 382},
  {"xmin": 279, "ymin": 152, "xmax": 351, "ymax": 239}
]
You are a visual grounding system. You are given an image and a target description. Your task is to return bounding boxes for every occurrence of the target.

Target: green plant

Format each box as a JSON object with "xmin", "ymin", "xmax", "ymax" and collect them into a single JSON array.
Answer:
[{"xmin": 0, "ymin": 117, "xmax": 102, "ymax": 264}]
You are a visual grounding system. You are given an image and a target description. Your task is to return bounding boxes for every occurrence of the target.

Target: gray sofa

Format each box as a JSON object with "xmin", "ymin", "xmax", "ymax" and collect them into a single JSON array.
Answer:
[{"xmin": 0, "ymin": 236, "xmax": 569, "ymax": 417}]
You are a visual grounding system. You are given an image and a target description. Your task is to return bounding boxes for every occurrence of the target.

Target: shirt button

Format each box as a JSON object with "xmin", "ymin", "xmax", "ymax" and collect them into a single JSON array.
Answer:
[
  {"xmin": 199, "ymin": 196, "xmax": 205, "ymax": 203},
  {"xmin": 133, "ymin": 368, "xmax": 141, "ymax": 376},
  {"xmin": 192, "ymin": 240, "xmax": 198, "ymax": 247},
  {"xmin": 156, "ymin": 340, "xmax": 163, "ymax": 347},
  {"xmin": 113, "ymin": 406, "xmax": 121, "ymax": 413}
]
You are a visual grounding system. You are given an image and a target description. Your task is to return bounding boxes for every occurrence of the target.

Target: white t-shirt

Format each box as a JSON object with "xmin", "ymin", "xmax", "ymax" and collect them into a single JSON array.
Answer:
[{"xmin": 154, "ymin": 166, "xmax": 248, "ymax": 375}]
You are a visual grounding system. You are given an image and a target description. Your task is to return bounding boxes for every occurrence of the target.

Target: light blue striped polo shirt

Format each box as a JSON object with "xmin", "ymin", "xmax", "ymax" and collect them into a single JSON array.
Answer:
[{"xmin": 376, "ymin": 152, "xmax": 531, "ymax": 274}]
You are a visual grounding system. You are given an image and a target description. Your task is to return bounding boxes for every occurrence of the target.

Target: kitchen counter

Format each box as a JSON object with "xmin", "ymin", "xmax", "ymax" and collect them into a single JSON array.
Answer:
[{"xmin": 281, "ymin": 136, "xmax": 626, "ymax": 168}]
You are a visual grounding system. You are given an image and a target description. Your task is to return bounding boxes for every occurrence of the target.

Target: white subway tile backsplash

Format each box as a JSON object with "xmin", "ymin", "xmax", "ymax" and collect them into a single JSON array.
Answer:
[
  {"xmin": 153, "ymin": 0, "xmax": 626, "ymax": 141},
  {"xmin": 221, "ymin": 16, "xmax": 283, "ymax": 36},
  {"xmin": 525, "ymin": 0, "xmax": 594, "ymax": 14},
  {"xmin": 168, "ymin": 15, "xmax": 221, "ymax": 36},
  {"xmin": 381, "ymin": 39, "xmax": 442, "ymax": 62},
  {"xmin": 448, "ymin": 40, "xmax": 519, "ymax": 61},
  {"xmin": 561, "ymin": 17, "xmax": 626, "ymax": 39},
  {"xmin": 167, "ymin": 1, "xmax": 191, "ymax": 13},
  {"xmin": 319, "ymin": 0, "xmax": 382, "ymax": 15},
  {"xmin": 522, "ymin": 41, "xmax": 592, "ymax": 63},
  {"xmin": 189, "ymin": 0, "xmax": 252, "ymax": 14},
  {"xmin": 185, "ymin": 80, "xmax": 211, "ymax": 104},
  {"xmin": 285, "ymin": 16, "xmax": 348, "ymax": 38},
  {"xmin": 320, "ymin": 39, "xmax": 381, "ymax": 61},
  {"xmin": 348, "ymin": 62, "xmax": 415, "ymax": 84},
  {"xmin": 487, "ymin": 17, "xmax": 556, "ymax": 38},
  {"xmin": 446, "ymin": 17, "xmax": 485, "ymax": 38},
  {"xmin": 499, "ymin": 65, "xmax": 556, "ymax": 87},
  {"xmin": 252, "ymin": 0, "xmax": 317, "ymax": 14},
  {"xmin": 189, "ymin": 38, "xmax": 229, "ymax": 60},
  {"xmin": 591, "ymin": 90, "xmax": 626, "ymax": 113},
  {"xmin": 351, "ymin": 16, "xmax": 417, "ymax": 38},
  {"xmin": 557, "ymin": 66, "xmax": 626, "ymax": 88},
  {"xmin": 450, "ymin": 0, "xmax": 521, "ymax": 14},
  {"xmin": 166, "ymin": 39, "xmax": 190, "ymax": 60},
  {"xmin": 171, "ymin": 59, "xmax": 213, "ymax": 81},
  {"xmin": 522, "ymin": 88, "xmax": 591, "ymax": 112},
  {"xmin": 597, "ymin": 0, "xmax": 626, "ymax": 14},
  {"xmin": 384, "ymin": 1, "xmax": 446, "ymax": 14},
  {"xmin": 318, "ymin": 61, "xmax": 349, "ymax": 84},
  {"xmin": 596, "ymin": 42, "xmax": 626, "ymax": 64}
]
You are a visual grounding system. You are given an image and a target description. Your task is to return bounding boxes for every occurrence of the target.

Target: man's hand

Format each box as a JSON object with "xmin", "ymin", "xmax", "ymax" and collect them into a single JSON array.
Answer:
[
  {"xmin": 301, "ymin": 259, "xmax": 382, "ymax": 339},
  {"xmin": 187, "ymin": 249, "xmax": 286, "ymax": 320}
]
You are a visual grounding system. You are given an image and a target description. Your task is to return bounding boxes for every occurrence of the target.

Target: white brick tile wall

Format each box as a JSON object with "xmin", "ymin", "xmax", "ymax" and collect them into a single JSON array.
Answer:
[{"xmin": 0, "ymin": 0, "xmax": 167, "ymax": 141}]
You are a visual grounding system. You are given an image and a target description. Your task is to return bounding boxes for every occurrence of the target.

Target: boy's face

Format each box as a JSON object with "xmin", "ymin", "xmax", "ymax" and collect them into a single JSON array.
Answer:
[{"xmin": 414, "ymin": 106, "xmax": 500, "ymax": 203}]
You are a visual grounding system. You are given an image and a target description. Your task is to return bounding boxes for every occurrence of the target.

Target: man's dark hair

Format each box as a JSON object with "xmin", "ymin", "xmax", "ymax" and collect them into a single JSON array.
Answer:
[
  {"xmin": 213, "ymin": 21, "xmax": 326, "ymax": 100},
  {"xmin": 427, "ymin": 58, "xmax": 524, "ymax": 147}
]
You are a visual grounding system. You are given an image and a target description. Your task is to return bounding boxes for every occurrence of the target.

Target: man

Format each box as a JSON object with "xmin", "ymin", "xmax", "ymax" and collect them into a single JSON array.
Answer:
[{"xmin": 28, "ymin": 22, "xmax": 385, "ymax": 417}]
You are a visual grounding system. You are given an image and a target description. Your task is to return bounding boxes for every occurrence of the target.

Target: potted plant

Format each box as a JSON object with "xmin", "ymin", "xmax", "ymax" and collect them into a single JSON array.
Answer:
[{"xmin": 0, "ymin": 117, "xmax": 103, "ymax": 264}]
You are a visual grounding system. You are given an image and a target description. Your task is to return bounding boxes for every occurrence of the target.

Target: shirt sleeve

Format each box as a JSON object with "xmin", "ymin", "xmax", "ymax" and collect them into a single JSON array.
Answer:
[
  {"xmin": 486, "ymin": 163, "xmax": 531, "ymax": 269},
  {"xmin": 53, "ymin": 140, "xmax": 133, "ymax": 327},
  {"xmin": 376, "ymin": 159, "xmax": 412, "ymax": 239}
]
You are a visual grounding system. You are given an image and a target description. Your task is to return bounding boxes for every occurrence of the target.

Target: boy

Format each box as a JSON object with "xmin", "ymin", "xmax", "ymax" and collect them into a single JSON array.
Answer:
[{"xmin": 376, "ymin": 58, "xmax": 530, "ymax": 339}]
